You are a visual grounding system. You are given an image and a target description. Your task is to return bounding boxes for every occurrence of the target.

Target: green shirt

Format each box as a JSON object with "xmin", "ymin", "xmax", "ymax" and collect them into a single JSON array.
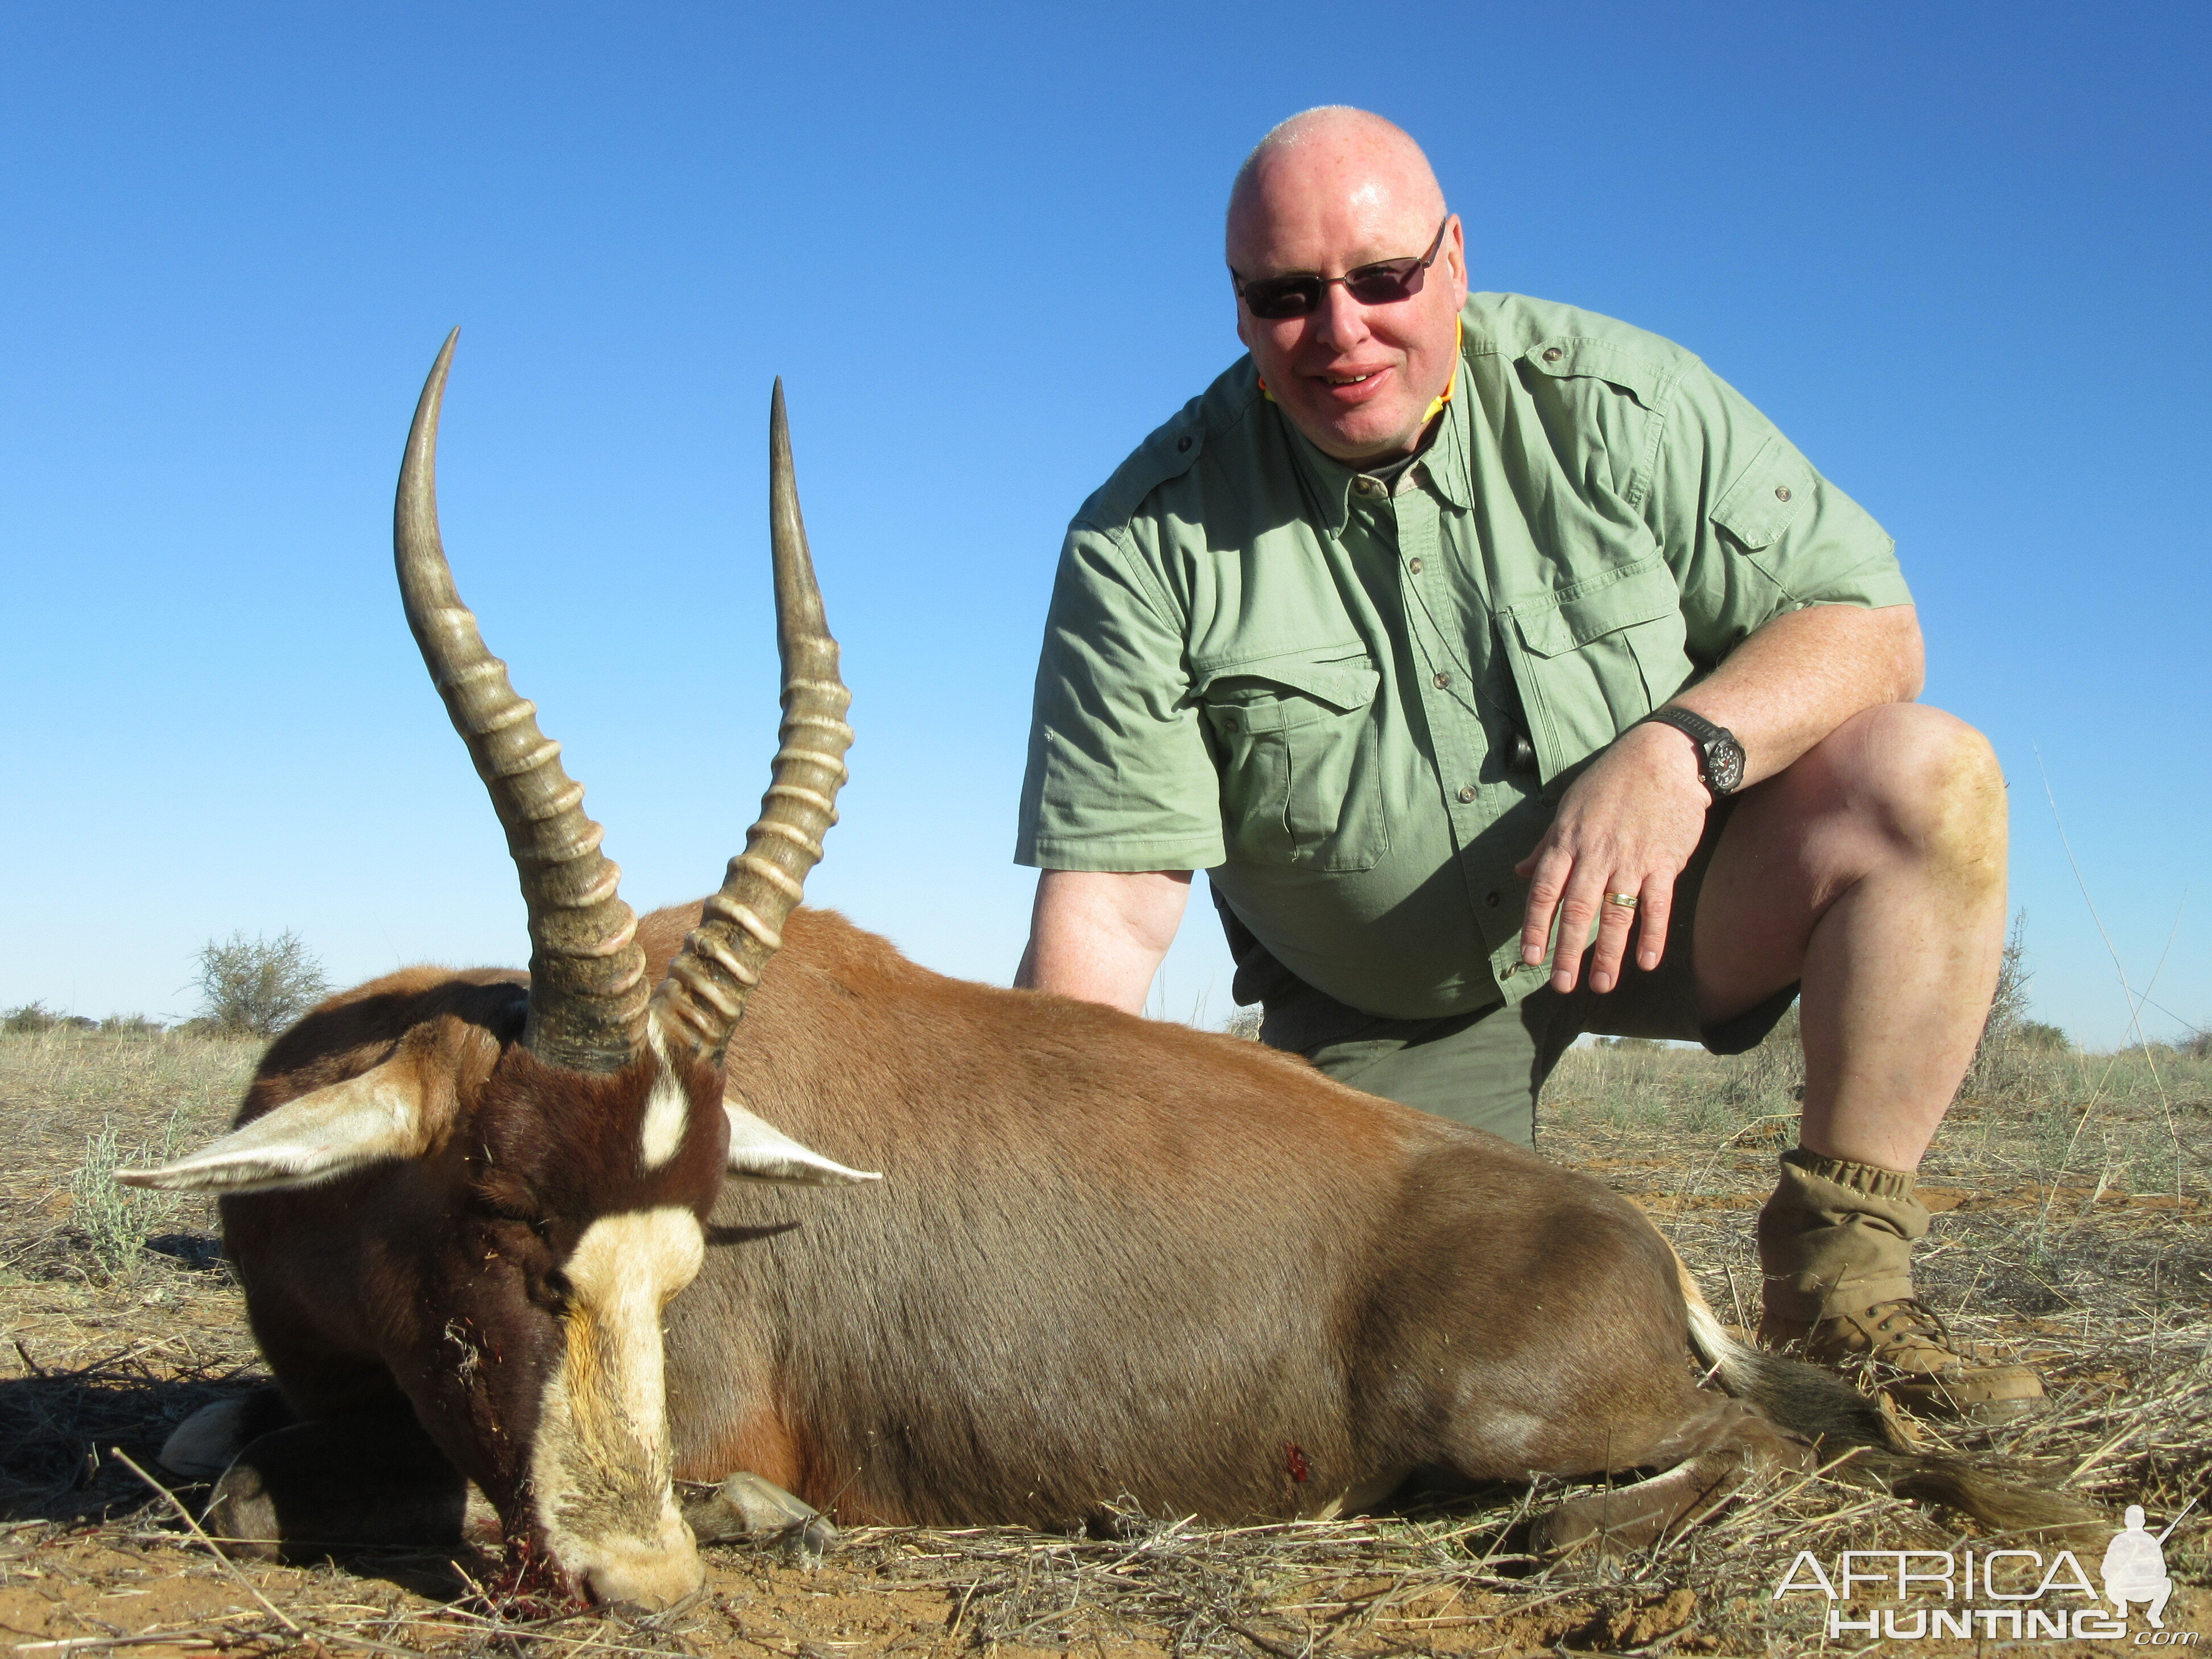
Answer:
[{"xmin": 1017, "ymin": 293, "xmax": 1910, "ymax": 1020}]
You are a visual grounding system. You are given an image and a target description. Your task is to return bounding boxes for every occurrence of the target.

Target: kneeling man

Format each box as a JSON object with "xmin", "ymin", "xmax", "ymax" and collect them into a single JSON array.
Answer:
[{"xmin": 1014, "ymin": 106, "xmax": 2038, "ymax": 1419}]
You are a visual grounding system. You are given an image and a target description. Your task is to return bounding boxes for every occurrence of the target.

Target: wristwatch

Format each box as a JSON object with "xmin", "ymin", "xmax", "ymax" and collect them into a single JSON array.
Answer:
[{"xmin": 1637, "ymin": 707, "xmax": 1746, "ymax": 797}]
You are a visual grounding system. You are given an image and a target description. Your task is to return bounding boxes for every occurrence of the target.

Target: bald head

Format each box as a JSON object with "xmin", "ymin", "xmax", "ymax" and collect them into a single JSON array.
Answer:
[{"xmin": 1225, "ymin": 108, "xmax": 1445, "ymax": 268}]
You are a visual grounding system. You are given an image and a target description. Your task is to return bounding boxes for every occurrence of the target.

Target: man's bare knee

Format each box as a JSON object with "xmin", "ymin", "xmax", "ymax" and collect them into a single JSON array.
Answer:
[{"xmin": 1822, "ymin": 704, "xmax": 2003, "ymax": 877}]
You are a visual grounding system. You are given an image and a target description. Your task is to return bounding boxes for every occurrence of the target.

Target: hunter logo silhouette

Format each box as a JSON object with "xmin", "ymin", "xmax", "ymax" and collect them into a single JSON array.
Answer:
[{"xmin": 2102, "ymin": 1501, "xmax": 2188, "ymax": 1629}]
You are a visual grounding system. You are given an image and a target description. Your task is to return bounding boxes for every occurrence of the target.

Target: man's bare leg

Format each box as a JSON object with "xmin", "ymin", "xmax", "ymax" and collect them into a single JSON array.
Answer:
[
  {"xmin": 1693, "ymin": 700, "xmax": 2007, "ymax": 1169},
  {"xmin": 1689, "ymin": 700, "xmax": 2041, "ymax": 1418}
]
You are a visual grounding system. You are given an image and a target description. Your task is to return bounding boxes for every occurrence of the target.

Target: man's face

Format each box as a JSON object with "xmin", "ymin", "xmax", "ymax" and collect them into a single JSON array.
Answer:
[{"xmin": 1231, "ymin": 193, "xmax": 1467, "ymax": 465}]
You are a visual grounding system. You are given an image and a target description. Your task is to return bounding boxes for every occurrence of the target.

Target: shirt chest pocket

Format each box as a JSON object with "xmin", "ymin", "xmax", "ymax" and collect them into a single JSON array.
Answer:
[
  {"xmin": 1195, "ymin": 647, "xmax": 1389, "ymax": 872},
  {"xmin": 1501, "ymin": 561, "xmax": 1690, "ymax": 782}
]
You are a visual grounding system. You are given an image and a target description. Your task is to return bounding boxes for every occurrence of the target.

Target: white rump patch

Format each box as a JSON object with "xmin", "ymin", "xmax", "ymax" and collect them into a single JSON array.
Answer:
[{"xmin": 118, "ymin": 1062, "xmax": 426, "ymax": 1195}]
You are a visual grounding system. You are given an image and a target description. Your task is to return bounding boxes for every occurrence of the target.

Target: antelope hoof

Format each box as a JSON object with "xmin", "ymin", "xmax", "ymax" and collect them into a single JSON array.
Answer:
[
  {"xmin": 683, "ymin": 1472, "xmax": 836, "ymax": 1560},
  {"xmin": 160, "ymin": 1388, "xmax": 291, "ymax": 1481},
  {"xmin": 202, "ymin": 1417, "xmax": 468, "ymax": 1562},
  {"xmin": 203, "ymin": 1455, "xmax": 284, "ymax": 1561}
]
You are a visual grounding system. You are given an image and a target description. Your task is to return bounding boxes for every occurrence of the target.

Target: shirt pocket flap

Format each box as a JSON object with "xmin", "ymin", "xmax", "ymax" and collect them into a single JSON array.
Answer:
[
  {"xmin": 1195, "ymin": 649, "xmax": 1380, "ymax": 713},
  {"xmin": 1522, "ymin": 338, "xmax": 1669, "ymax": 408},
  {"xmin": 1509, "ymin": 568, "xmax": 1681, "ymax": 659},
  {"xmin": 1710, "ymin": 435, "xmax": 1814, "ymax": 550}
]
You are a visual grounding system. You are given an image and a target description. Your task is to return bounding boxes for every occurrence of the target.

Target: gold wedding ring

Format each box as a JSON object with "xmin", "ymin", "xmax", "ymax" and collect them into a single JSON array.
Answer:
[{"xmin": 1604, "ymin": 892, "xmax": 1640, "ymax": 909}]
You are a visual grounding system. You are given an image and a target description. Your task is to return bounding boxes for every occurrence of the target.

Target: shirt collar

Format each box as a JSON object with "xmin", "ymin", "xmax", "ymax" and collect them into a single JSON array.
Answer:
[{"xmin": 1276, "ymin": 341, "xmax": 1472, "ymax": 531}]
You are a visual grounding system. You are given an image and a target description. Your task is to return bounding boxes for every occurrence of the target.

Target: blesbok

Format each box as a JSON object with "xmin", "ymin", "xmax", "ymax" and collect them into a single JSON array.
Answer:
[{"xmin": 127, "ymin": 338, "xmax": 2090, "ymax": 1610}]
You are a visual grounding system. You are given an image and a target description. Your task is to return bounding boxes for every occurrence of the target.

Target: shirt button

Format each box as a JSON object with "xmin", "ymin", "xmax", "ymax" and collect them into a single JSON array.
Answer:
[
  {"xmin": 1408, "ymin": 557, "xmax": 1423, "ymax": 573},
  {"xmin": 1177, "ymin": 435, "xmax": 1192, "ymax": 453},
  {"xmin": 1433, "ymin": 671, "xmax": 1451, "ymax": 688},
  {"xmin": 1456, "ymin": 785, "xmax": 1476, "ymax": 803},
  {"xmin": 1542, "ymin": 346, "xmax": 1563, "ymax": 362},
  {"xmin": 1774, "ymin": 485, "xmax": 1791, "ymax": 502},
  {"xmin": 1221, "ymin": 715, "xmax": 1239, "ymax": 732},
  {"xmin": 1486, "ymin": 890, "xmax": 1501, "ymax": 909}
]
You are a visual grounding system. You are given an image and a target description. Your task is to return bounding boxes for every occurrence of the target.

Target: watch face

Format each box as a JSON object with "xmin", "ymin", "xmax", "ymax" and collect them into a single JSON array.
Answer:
[{"xmin": 1707, "ymin": 736, "xmax": 1747, "ymax": 795}]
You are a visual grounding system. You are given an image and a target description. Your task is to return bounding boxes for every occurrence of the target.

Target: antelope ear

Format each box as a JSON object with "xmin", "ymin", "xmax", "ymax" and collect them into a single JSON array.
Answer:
[
  {"xmin": 119, "ymin": 1063, "xmax": 428, "ymax": 1194},
  {"xmin": 724, "ymin": 1100, "xmax": 880, "ymax": 1186}
]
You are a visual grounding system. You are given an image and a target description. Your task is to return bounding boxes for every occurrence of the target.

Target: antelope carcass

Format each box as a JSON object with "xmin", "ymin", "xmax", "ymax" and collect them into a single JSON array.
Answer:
[{"xmin": 127, "ymin": 339, "xmax": 2090, "ymax": 1610}]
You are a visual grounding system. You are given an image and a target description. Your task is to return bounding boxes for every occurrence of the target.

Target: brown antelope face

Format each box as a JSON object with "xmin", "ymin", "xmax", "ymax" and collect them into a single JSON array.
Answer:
[
  {"xmin": 122, "ymin": 335, "xmax": 866, "ymax": 1608},
  {"xmin": 420, "ymin": 1041, "xmax": 731, "ymax": 1605}
]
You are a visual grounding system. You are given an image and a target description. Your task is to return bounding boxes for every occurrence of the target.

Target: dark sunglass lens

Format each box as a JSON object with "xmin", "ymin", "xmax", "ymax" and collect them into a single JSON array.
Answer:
[
  {"xmin": 1242, "ymin": 276, "xmax": 1321, "ymax": 319},
  {"xmin": 1342, "ymin": 258, "xmax": 1424, "ymax": 306}
]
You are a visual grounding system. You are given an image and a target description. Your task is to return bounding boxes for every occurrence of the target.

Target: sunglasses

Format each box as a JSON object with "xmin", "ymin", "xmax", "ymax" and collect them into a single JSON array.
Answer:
[{"xmin": 1231, "ymin": 214, "xmax": 1451, "ymax": 321}]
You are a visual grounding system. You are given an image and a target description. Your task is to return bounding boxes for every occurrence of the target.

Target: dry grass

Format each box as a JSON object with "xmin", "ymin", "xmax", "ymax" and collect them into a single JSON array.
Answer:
[{"xmin": 2, "ymin": 1023, "xmax": 2206, "ymax": 1656}]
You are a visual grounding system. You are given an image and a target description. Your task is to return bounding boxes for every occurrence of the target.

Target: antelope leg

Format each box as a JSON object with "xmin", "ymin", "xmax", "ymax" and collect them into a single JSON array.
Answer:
[{"xmin": 205, "ymin": 1412, "xmax": 466, "ymax": 1561}]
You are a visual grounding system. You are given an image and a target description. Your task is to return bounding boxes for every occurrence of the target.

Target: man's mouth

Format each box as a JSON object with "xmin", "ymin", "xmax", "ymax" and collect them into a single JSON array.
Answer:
[{"xmin": 1309, "ymin": 365, "xmax": 1394, "ymax": 402}]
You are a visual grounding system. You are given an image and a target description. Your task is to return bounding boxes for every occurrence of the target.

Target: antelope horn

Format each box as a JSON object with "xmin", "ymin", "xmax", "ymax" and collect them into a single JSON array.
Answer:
[
  {"xmin": 651, "ymin": 379, "xmax": 852, "ymax": 1063},
  {"xmin": 394, "ymin": 331, "xmax": 648, "ymax": 1073}
]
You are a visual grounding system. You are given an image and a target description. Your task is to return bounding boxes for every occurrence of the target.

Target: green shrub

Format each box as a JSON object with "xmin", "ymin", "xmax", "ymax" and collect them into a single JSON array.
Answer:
[
  {"xmin": 193, "ymin": 930, "xmax": 329, "ymax": 1037},
  {"xmin": 68, "ymin": 1113, "xmax": 191, "ymax": 1284}
]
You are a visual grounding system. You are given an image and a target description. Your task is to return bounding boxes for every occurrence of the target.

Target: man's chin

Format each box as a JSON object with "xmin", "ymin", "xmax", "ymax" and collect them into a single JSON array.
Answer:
[{"xmin": 1301, "ymin": 410, "xmax": 1423, "ymax": 465}]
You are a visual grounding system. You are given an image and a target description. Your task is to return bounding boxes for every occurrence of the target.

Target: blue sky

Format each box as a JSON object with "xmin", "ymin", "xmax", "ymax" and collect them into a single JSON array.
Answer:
[{"xmin": 3, "ymin": 3, "xmax": 2205, "ymax": 1048}]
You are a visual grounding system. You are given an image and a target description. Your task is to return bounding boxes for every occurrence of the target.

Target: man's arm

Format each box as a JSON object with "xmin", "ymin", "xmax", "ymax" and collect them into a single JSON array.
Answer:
[
  {"xmin": 1016, "ymin": 869, "xmax": 1193, "ymax": 1014},
  {"xmin": 1517, "ymin": 601, "xmax": 1924, "ymax": 993}
]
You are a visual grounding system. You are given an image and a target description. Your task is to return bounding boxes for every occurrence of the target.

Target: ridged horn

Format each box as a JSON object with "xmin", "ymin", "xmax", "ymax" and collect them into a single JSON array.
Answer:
[
  {"xmin": 395, "ymin": 331, "xmax": 648, "ymax": 1073},
  {"xmin": 651, "ymin": 379, "xmax": 852, "ymax": 1063}
]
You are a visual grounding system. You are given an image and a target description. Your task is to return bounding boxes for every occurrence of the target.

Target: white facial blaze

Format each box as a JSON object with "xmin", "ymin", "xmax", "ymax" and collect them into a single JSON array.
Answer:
[
  {"xmin": 638, "ymin": 1026, "xmax": 690, "ymax": 1173},
  {"xmin": 528, "ymin": 1207, "xmax": 707, "ymax": 1607}
]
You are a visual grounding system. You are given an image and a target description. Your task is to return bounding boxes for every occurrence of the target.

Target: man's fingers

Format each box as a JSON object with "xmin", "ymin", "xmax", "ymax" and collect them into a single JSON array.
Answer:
[
  {"xmin": 1550, "ymin": 864, "xmax": 1611, "ymax": 993},
  {"xmin": 1518, "ymin": 843, "xmax": 1573, "ymax": 963},
  {"xmin": 1587, "ymin": 875, "xmax": 1640, "ymax": 994},
  {"xmin": 1635, "ymin": 873, "xmax": 1676, "ymax": 972}
]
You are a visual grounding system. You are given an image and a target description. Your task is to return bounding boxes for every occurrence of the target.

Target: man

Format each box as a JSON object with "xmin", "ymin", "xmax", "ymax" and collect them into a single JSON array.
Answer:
[{"xmin": 1014, "ymin": 108, "xmax": 2037, "ymax": 1418}]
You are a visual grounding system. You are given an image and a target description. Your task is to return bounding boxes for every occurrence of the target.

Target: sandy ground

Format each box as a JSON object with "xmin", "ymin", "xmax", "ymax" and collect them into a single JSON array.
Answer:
[{"xmin": 3, "ymin": 1027, "xmax": 2206, "ymax": 1656}]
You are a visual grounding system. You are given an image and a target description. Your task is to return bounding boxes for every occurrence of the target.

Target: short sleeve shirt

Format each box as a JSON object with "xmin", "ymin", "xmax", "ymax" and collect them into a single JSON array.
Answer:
[{"xmin": 1017, "ymin": 293, "xmax": 1909, "ymax": 1021}]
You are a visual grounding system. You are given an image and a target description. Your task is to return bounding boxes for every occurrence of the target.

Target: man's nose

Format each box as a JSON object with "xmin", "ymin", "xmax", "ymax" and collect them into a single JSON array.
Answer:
[{"xmin": 1309, "ymin": 280, "xmax": 1371, "ymax": 353}]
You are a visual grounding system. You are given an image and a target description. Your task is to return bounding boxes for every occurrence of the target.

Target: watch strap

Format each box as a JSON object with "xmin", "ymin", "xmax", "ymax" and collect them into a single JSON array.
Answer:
[
  {"xmin": 1641, "ymin": 705, "xmax": 1726, "ymax": 749},
  {"xmin": 1636, "ymin": 707, "xmax": 1741, "ymax": 794}
]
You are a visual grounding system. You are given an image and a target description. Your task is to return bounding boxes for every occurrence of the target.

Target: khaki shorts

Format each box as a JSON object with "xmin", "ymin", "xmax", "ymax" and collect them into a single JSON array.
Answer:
[{"xmin": 1233, "ymin": 798, "xmax": 1799, "ymax": 1150}]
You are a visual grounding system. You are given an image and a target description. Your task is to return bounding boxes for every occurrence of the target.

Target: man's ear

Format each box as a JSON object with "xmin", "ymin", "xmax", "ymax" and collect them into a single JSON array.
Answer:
[
  {"xmin": 119, "ymin": 1062, "xmax": 428, "ymax": 1195},
  {"xmin": 724, "ymin": 1100, "xmax": 880, "ymax": 1186}
]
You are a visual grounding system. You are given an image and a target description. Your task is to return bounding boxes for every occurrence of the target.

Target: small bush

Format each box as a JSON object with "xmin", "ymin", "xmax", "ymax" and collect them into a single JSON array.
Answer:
[
  {"xmin": 68, "ymin": 1113, "xmax": 191, "ymax": 1284},
  {"xmin": 71, "ymin": 1124, "xmax": 145, "ymax": 1282},
  {"xmin": 1967, "ymin": 909, "xmax": 2041, "ymax": 1098},
  {"xmin": 4, "ymin": 1001, "xmax": 60, "ymax": 1034},
  {"xmin": 98, "ymin": 1013, "xmax": 164, "ymax": 1037},
  {"xmin": 192, "ymin": 930, "xmax": 329, "ymax": 1037}
]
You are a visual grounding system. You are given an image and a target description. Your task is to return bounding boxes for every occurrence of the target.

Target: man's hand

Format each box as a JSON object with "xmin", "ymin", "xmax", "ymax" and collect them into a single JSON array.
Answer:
[
  {"xmin": 1514, "ymin": 721, "xmax": 1711, "ymax": 994},
  {"xmin": 1515, "ymin": 604, "xmax": 1926, "ymax": 996}
]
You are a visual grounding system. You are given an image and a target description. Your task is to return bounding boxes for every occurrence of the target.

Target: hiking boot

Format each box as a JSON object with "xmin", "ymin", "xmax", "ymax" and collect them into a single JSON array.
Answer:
[
  {"xmin": 1760, "ymin": 1297, "xmax": 2046, "ymax": 1423},
  {"xmin": 1756, "ymin": 1147, "xmax": 2045, "ymax": 1422}
]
